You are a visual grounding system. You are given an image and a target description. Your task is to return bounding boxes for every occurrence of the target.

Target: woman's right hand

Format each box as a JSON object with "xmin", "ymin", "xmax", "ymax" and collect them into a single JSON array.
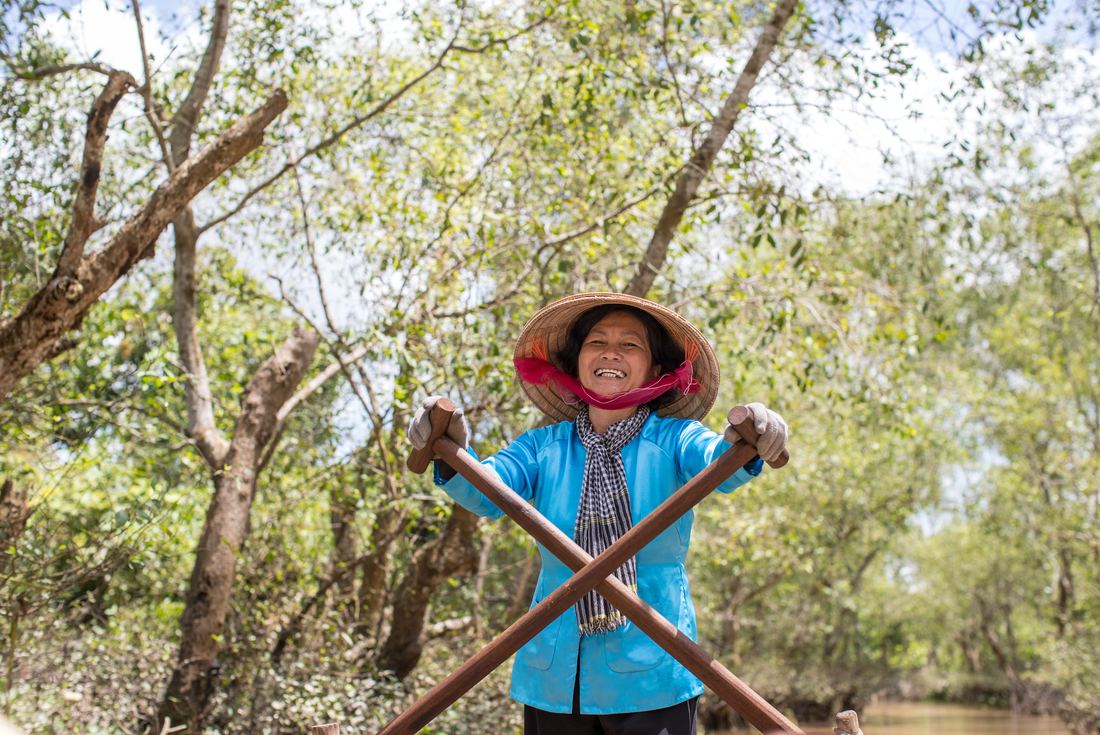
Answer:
[
  {"xmin": 409, "ymin": 396, "xmax": 469, "ymax": 451},
  {"xmin": 724, "ymin": 402, "xmax": 787, "ymax": 464}
]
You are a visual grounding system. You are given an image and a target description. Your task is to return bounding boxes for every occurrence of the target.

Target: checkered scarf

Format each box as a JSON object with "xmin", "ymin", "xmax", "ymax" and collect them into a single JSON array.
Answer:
[{"xmin": 573, "ymin": 404, "xmax": 650, "ymax": 635}]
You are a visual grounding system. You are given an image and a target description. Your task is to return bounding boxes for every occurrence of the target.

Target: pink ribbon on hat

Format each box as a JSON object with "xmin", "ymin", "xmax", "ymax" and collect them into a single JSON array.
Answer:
[{"xmin": 514, "ymin": 337, "xmax": 700, "ymax": 412}]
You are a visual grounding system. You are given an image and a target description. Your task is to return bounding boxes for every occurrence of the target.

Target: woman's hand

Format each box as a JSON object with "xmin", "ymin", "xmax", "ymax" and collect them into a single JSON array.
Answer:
[
  {"xmin": 723, "ymin": 403, "xmax": 788, "ymax": 464},
  {"xmin": 409, "ymin": 396, "xmax": 470, "ymax": 451}
]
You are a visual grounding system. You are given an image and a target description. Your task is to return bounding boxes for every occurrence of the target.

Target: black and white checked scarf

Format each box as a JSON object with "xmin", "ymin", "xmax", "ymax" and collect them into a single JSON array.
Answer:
[{"xmin": 573, "ymin": 404, "xmax": 650, "ymax": 635}]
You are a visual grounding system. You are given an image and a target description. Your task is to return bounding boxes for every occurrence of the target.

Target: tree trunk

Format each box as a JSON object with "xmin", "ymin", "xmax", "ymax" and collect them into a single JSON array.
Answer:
[
  {"xmin": 623, "ymin": 0, "xmax": 798, "ymax": 297},
  {"xmin": 167, "ymin": 0, "xmax": 232, "ymax": 465},
  {"xmin": 503, "ymin": 551, "xmax": 539, "ymax": 626},
  {"xmin": 168, "ymin": 0, "xmax": 231, "ymax": 168},
  {"xmin": 356, "ymin": 506, "xmax": 404, "ymax": 638},
  {"xmin": 1054, "ymin": 547, "xmax": 1074, "ymax": 637},
  {"xmin": 958, "ymin": 631, "xmax": 981, "ymax": 672},
  {"xmin": 157, "ymin": 327, "xmax": 320, "ymax": 730},
  {"xmin": 0, "ymin": 479, "xmax": 32, "ymax": 575},
  {"xmin": 172, "ymin": 205, "xmax": 230, "ymax": 466},
  {"xmin": 978, "ymin": 599, "xmax": 1020, "ymax": 708},
  {"xmin": 330, "ymin": 485, "xmax": 359, "ymax": 600},
  {"xmin": 355, "ymin": 359, "xmax": 415, "ymax": 638},
  {"xmin": 376, "ymin": 505, "xmax": 480, "ymax": 679}
]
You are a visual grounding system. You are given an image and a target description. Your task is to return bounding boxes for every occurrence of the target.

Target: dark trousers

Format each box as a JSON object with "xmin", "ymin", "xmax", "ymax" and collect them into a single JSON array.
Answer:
[{"xmin": 523, "ymin": 675, "xmax": 698, "ymax": 735}]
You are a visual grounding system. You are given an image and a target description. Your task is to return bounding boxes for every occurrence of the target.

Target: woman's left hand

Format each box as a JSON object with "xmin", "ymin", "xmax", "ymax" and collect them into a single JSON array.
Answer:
[{"xmin": 723, "ymin": 403, "xmax": 788, "ymax": 464}]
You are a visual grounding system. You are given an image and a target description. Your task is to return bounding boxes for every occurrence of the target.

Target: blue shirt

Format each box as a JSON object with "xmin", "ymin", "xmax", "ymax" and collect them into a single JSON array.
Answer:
[{"xmin": 435, "ymin": 411, "xmax": 762, "ymax": 714}]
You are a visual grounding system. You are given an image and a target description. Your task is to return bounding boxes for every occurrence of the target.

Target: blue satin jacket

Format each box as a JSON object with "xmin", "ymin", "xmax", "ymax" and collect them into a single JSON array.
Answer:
[{"xmin": 435, "ymin": 412, "xmax": 762, "ymax": 714}]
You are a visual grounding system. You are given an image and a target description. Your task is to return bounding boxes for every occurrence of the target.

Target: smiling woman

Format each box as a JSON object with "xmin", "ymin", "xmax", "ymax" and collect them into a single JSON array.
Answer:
[
  {"xmin": 408, "ymin": 292, "xmax": 789, "ymax": 735},
  {"xmin": 512, "ymin": 294, "xmax": 719, "ymax": 425}
]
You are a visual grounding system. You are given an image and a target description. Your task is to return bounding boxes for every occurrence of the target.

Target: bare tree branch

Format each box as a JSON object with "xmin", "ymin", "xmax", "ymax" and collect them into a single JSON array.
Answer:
[
  {"xmin": 132, "ymin": 0, "xmax": 174, "ymax": 174},
  {"xmin": 277, "ymin": 345, "xmax": 369, "ymax": 423},
  {"xmin": 7, "ymin": 61, "xmax": 115, "ymax": 80},
  {"xmin": 448, "ymin": 15, "xmax": 551, "ymax": 53},
  {"xmin": 168, "ymin": 0, "xmax": 231, "ymax": 167},
  {"xmin": 289, "ymin": 136, "xmax": 341, "ymax": 336},
  {"xmin": 0, "ymin": 89, "xmax": 289, "ymax": 401},
  {"xmin": 287, "ymin": 183, "xmax": 404, "ymax": 494},
  {"xmin": 168, "ymin": 0, "xmax": 235, "ymax": 469},
  {"xmin": 57, "ymin": 398, "xmax": 188, "ymax": 436},
  {"xmin": 257, "ymin": 343, "xmax": 371, "ymax": 477},
  {"xmin": 55, "ymin": 70, "xmax": 137, "ymax": 277},
  {"xmin": 624, "ymin": 0, "xmax": 799, "ymax": 297}
]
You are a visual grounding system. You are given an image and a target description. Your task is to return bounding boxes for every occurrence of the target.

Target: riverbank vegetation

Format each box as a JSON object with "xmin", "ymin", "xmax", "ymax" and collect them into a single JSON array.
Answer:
[{"xmin": 1, "ymin": 0, "xmax": 1098, "ymax": 733}]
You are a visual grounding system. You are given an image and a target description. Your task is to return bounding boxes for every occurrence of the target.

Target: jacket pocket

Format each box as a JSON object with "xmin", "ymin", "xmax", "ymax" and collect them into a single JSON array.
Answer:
[
  {"xmin": 519, "ymin": 585, "xmax": 564, "ymax": 671},
  {"xmin": 603, "ymin": 571, "xmax": 683, "ymax": 673}
]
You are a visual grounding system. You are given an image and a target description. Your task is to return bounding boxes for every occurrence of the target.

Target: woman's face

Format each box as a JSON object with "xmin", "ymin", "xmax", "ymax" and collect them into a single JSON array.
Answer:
[{"xmin": 577, "ymin": 311, "xmax": 661, "ymax": 395}]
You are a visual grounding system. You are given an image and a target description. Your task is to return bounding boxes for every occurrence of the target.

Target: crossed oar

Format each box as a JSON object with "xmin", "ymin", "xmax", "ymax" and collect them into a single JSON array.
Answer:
[{"xmin": 379, "ymin": 399, "xmax": 803, "ymax": 735}]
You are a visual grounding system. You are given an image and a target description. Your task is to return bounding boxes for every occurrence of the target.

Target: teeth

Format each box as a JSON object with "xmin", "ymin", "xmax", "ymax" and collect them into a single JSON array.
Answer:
[{"xmin": 595, "ymin": 369, "xmax": 626, "ymax": 378}]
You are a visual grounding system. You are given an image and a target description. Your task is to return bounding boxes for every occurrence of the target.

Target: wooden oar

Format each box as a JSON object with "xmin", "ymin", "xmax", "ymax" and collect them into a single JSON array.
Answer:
[{"xmin": 382, "ymin": 399, "xmax": 798, "ymax": 735}]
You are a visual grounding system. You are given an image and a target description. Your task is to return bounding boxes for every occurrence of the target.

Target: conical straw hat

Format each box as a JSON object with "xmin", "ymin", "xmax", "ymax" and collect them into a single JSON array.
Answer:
[{"xmin": 513, "ymin": 293, "xmax": 720, "ymax": 423}]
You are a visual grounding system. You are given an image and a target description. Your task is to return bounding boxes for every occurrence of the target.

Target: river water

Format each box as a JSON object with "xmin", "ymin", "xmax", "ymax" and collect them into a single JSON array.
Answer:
[{"xmin": 799, "ymin": 702, "xmax": 1071, "ymax": 735}]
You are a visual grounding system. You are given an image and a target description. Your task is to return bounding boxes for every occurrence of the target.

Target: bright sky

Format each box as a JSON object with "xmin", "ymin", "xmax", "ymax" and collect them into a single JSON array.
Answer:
[{"xmin": 38, "ymin": 0, "xmax": 193, "ymax": 79}]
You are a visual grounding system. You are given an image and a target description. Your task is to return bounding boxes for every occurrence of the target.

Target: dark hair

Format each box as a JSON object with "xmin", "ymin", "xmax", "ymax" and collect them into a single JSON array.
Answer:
[{"xmin": 554, "ymin": 304, "xmax": 686, "ymax": 411}]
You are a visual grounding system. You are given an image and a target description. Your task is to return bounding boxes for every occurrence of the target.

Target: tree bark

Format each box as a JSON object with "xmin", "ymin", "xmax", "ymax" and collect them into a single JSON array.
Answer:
[
  {"xmin": 169, "ymin": 0, "xmax": 233, "ymax": 466},
  {"xmin": 979, "ymin": 603, "xmax": 1018, "ymax": 682},
  {"xmin": 1054, "ymin": 547, "xmax": 1074, "ymax": 637},
  {"xmin": 356, "ymin": 506, "xmax": 405, "ymax": 637},
  {"xmin": 376, "ymin": 505, "xmax": 480, "ymax": 679},
  {"xmin": 958, "ymin": 630, "xmax": 981, "ymax": 672},
  {"xmin": 330, "ymin": 485, "xmax": 359, "ymax": 599},
  {"xmin": 173, "ymin": 206, "xmax": 229, "ymax": 466},
  {"xmin": 55, "ymin": 70, "xmax": 136, "ymax": 276},
  {"xmin": 157, "ymin": 327, "xmax": 320, "ymax": 730},
  {"xmin": 623, "ymin": 0, "xmax": 798, "ymax": 297},
  {"xmin": 503, "ymin": 552, "xmax": 539, "ymax": 626},
  {"xmin": 0, "ymin": 89, "xmax": 288, "ymax": 401},
  {"xmin": 355, "ymin": 357, "xmax": 416, "ymax": 637},
  {"xmin": 168, "ymin": 0, "xmax": 231, "ymax": 168},
  {"xmin": 0, "ymin": 479, "xmax": 32, "ymax": 575},
  {"xmin": 979, "ymin": 604, "xmax": 1020, "ymax": 709}
]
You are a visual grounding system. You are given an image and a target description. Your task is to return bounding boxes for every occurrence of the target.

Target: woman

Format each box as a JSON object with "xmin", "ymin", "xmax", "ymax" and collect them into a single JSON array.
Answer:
[{"xmin": 409, "ymin": 293, "xmax": 788, "ymax": 735}]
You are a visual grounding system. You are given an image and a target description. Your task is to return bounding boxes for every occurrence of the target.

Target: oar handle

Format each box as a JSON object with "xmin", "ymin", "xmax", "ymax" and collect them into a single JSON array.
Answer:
[
  {"xmin": 728, "ymin": 405, "xmax": 790, "ymax": 469},
  {"xmin": 406, "ymin": 398, "xmax": 458, "ymax": 474}
]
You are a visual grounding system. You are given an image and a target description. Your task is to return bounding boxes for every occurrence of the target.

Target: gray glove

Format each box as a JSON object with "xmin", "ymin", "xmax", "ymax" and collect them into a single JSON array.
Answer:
[
  {"xmin": 409, "ymin": 396, "xmax": 469, "ymax": 452},
  {"xmin": 723, "ymin": 402, "xmax": 788, "ymax": 464}
]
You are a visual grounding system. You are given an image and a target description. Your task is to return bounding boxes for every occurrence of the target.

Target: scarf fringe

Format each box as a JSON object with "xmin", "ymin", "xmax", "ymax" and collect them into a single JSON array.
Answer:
[{"xmin": 578, "ymin": 611, "xmax": 630, "ymax": 636}]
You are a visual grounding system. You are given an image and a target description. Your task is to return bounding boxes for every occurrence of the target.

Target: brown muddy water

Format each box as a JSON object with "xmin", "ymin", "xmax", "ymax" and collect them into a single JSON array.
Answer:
[{"xmin": 799, "ymin": 701, "xmax": 1072, "ymax": 735}]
